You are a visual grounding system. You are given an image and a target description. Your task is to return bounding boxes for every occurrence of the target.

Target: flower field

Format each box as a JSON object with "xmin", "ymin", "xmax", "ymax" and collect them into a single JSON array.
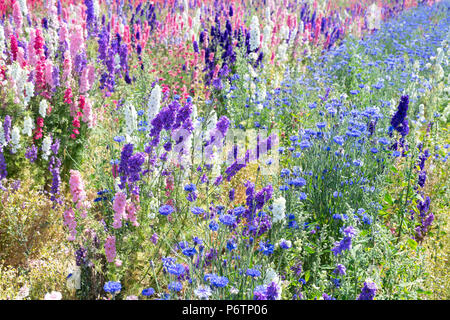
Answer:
[{"xmin": 0, "ymin": 0, "xmax": 449, "ymax": 301}]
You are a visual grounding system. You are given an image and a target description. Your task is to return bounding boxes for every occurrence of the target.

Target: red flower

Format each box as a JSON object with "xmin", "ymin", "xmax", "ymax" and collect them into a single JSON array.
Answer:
[
  {"xmin": 64, "ymin": 88, "xmax": 73, "ymax": 104},
  {"xmin": 37, "ymin": 117, "xmax": 44, "ymax": 127},
  {"xmin": 72, "ymin": 118, "xmax": 81, "ymax": 128},
  {"xmin": 78, "ymin": 95, "xmax": 86, "ymax": 110},
  {"xmin": 10, "ymin": 35, "xmax": 18, "ymax": 61},
  {"xmin": 34, "ymin": 132, "xmax": 43, "ymax": 140}
]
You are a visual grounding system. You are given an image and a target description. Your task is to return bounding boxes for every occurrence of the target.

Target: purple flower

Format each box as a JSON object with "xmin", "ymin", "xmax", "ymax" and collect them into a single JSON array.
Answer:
[
  {"xmin": 3, "ymin": 115, "xmax": 12, "ymax": 143},
  {"xmin": 48, "ymin": 156, "xmax": 62, "ymax": 203},
  {"xmin": 84, "ymin": 0, "xmax": 96, "ymax": 34},
  {"xmin": 334, "ymin": 264, "xmax": 346, "ymax": 276},
  {"xmin": 118, "ymin": 144, "xmax": 145, "ymax": 190},
  {"xmin": 418, "ymin": 170, "xmax": 427, "ymax": 188},
  {"xmin": 331, "ymin": 234, "xmax": 353, "ymax": 256},
  {"xmin": 390, "ymin": 95, "xmax": 409, "ymax": 136},
  {"xmin": 229, "ymin": 188, "xmax": 235, "ymax": 201},
  {"xmin": 25, "ymin": 145, "xmax": 38, "ymax": 163},
  {"xmin": 322, "ymin": 293, "xmax": 336, "ymax": 300},
  {"xmin": 423, "ymin": 213, "xmax": 434, "ymax": 228},
  {"xmin": 417, "ymin": 196, "xmax": 431, "ymax": 218},
  {"xmin": 150, "ymin": 233, "xmax": 158, "ymax": 244},
  {"xmin": 253, "ymin": 285, "xmax": 267, "ymax": 300},
  {"xmin": 186, "ymin": 191, "xmax": 197, "ymax": 202},
  {"xmin": 254, "ymin": 185, "xmax": 273, "ymax": 210},
  {"xmin": 357, "ymin": 281, "xmax": 377, "ymax": 300},
  {"xmin": 216, "ymin": 116, "xmax": 230, "ymax": 137},
  {"xmin": 51, "ymin": 138, "xmax": 60, "ymax": 155},
  {"xmin": 418, "ymin": 149, "xmax": 430, "ymax": 170}
]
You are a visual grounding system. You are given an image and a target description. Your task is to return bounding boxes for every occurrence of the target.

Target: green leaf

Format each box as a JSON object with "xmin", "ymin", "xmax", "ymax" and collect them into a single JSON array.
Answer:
[
  {"xmin": 384, "ymin": 193, "xmax": 394, "ymax": 205},
  {"xmin": 407, "ymin": 238, "xmax": 418, "ymax": 250},
  {"xmin": 304, "ymin": 270, "xmax": 310, "ymax": 282},
  {"xmin": 304, "ymin": 246, "xmax": 315, "ymax": 254},
  {"xmin": 416, "ymin": 289, "xmax": 433, "ymax": 295}
]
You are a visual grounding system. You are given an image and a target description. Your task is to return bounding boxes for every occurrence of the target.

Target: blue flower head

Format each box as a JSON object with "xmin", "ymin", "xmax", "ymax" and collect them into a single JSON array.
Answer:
[
  {"xmin": 104, "ymin": 281, "xmax": 121, "ymax": 294},
  {"xmin": 159, "ymin": 205, "xmax": 174, "ymax": 216},
  {"xmin": 191, "ymin": 206, "xmax": 205, "ymax": 215},
  {"xmin": 142, "ymin": 288, "xmax": 155, "ymax": 296}
]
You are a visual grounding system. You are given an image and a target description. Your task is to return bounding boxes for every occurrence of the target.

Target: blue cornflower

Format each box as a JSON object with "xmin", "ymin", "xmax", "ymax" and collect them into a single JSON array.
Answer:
[
  {"xmin": 279, "ymin": 239, "xmax": 292, "ymax": 249},
  {"xmin": 159, "ymin": 205, "xmax": 174, "ymax": 216},
  {"xmin": 333, "ymin": 278, "xmax": 341, "ymax": 288},
  {"xmin": 234, "ymin": 206, "xmax": 246, "ymax": 216},
  {"xmin": 166, "ymin": 263, "xmax": 186, "ymax": 276},
  {"xmin": 259, "ymin": 241, "xmax": 274, "ymax": 255},
  {"xmin": 353, "ymin": 159, "xmax": 362, "ymax": 167},
  {"xmin": 182, "ymin": 247, "xmax": 197, "ymax": 257},
  {"xmin": 168, "ymin": 281, "xmax": 183, "ymax": 292},
  {"xmin": 291, "ymin": 178, "xmax": 306, "ymax": 187},
  {"xmin": 113, "ymin": 136, "xmax": 125, "ymax": 143},
  {"xmin": 300, "ymin": 140, "xmax": 311, "ymax": 149},
  {"xmin": 194, "ymin": 285, "xmax": 212, "ymax": 299},
  {"xmin": 104, "ymin": 281, "xmax": 121, "ymax": 294},
  {"xmin": 280, "ymin": 168, "xmax": 291, "ymax": 177},
  {"xmin": 209, "ymin": 220, "xmax": 219, "ymax": 231},
  {"xmin": 362, "ymin": 214, "xmax": 372, "ymax": 225},
  {"xmin": 142, "ymin": 288, "xmax": 155, "ymax": 296},
  {"xmin": 177, "ymin": 241, "xmax": 189, "ymax": 250},
  {"xmin": 246, "ymin": 268, "xmax": 261, "ymax": 278},
  {"xmin": 219, "ymin": 214, "xmax": 236, "ymax": 226},
  {"xmin": 333, "ymin": 191, "xmax": 342, "ymax": 198},
  {"xmin": 317, "ymin": 122, "xmax": 327, "ymax": 129},
  {"xmin": 333, "ymin": 136, "xmax": 344, "ymax": 146},
  {"xmin": 211, "ymin": 276, "xmax": 228, "ymax": 288},
  {"xmin": 193, "ymin": 237, "xmax": 203, "ymax": 246},
  {"xmin": 378, "ymin": 137, "xmax": 389, "ymax": 145},
  {"xmin": 184, "ymin": 183, "xmax": 196, "ymax": 192},
  {"xmin": 205, "ymin": 274, "xmax": 229, "ymax": 288},
  {"xmin": 227, "ymin": 239, "xmax": 237, "ymax": 251},
  {"xmin": 299, "ymin": 192, "xmax": 307, "ymax": 200},
  {"xmin": 191, "ymin": 207, "xmax": 205, "ymax": 215},
  {"xmin": 342, "ymin": 226, "xmax": 357, "ymax": 237}
]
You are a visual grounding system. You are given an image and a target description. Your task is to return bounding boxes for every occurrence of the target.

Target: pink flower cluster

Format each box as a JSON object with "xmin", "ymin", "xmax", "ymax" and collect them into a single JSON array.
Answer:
[
  {"xmin": 126, "ymin": 201, "xmax": 139, "ymax": 227},
  {"xmin": 63, "ymin": 208, "xmax": 77, "ymax": 241},
  {"xmin": 112, "ymin": 191, "xmax": 127, "ymax": 229},
  {"xmin": 69, "ymin": 169, "xmax": 89, "ymax": 217},
  {"xmin": 104, "ymin": 235, "xmax": 116, "ymax": 263},
  {"xmin": 112, "ymin": 191, "xmax": 140, "ymax": 228}
]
